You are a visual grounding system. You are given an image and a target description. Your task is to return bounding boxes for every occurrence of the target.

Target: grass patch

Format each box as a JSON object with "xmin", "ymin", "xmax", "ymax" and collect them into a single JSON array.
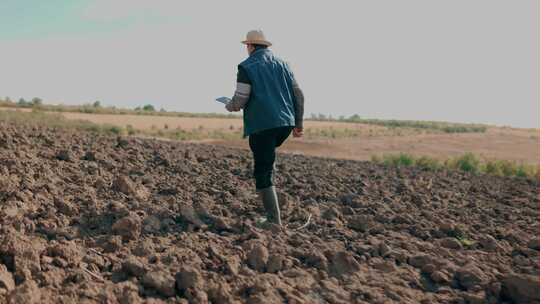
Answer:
[
  {"xmin": 311, "ymin": 114, "xmax": 488, "ymax": 134},
  {"xmin": 128, "ymin": 126, "xmax": 243, "ymax": 141},
  {"xmin": 456, "ymin": 236, "xmax": 475, "ymax": 247},
  {"xmin": 371, "ymin": 154, "xmax": 443, "ymax": 170},
  {"xmin": 304, "ymin": 127, "xmax": 363, "ymax": 139},
  {"xmin": 372, "ymin": 152, "xmax": 540, "ymax": 179},
  {"xmin": 372, "ymin": 153, "xmax": 415, "ymax": 167},
  {"xmin": 0, "ymin": 109, "xmax": 243, "ymax": 141},
  {"xmin": 0, "ymin": 109, "xmax": 123, "ymax": 135},
  {"xmin": 354, "ymin": 118, "xmax": 487, "ymax": 134}
]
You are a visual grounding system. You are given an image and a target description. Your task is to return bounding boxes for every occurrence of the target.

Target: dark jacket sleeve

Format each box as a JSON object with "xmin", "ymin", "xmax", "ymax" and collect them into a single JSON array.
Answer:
[
  {"xmin": 290, "ymin": 71, "xmax": 304, "ymax": 128},
  {"xmin": 293, "ymin": 85, "xmax": 305, "ymax": 128},
  {"xmin": 285, "ymin": 62, "xmax": 304, "ymax": 128}
]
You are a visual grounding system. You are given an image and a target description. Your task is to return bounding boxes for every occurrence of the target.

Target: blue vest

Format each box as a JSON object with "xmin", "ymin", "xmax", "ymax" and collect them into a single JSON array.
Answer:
[{"xmin": 239, "ymin": 49, "xmax": 296, "ymax": 137}]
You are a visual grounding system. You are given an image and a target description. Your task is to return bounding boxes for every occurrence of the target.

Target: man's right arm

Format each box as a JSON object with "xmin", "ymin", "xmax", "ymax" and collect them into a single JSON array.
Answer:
[{"xmin": 226, "ymin": 66, "xmax": 251, "ymax": 112}]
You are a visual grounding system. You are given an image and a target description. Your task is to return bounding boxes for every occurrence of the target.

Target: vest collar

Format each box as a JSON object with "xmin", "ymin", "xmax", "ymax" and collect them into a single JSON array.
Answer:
[{"xmin": 249, "ymin": 48, "xmax": 271, "ymax": 57}]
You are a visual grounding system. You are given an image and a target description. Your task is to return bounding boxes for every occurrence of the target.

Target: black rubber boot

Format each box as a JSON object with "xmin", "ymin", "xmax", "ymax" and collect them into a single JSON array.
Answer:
[{"xmin": 258, "ymin": 186, "xmax": 282, "ymax": 226}]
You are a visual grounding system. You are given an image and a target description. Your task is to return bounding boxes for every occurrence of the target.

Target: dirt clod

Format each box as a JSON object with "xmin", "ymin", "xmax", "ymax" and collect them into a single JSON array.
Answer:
[
  {"xmin": 175, "ymin": 266, "xmax": 203, "ymax": 291},
  {"xmin": 112, "ymin": 214, "xmax": 142, "ymax": 241},
  {"xmin": 456, "ymin": 266, "xmax": 487, "ymax": 290},
  {"xmin": 502, "ymin": 274, "xmax": 540, "ymax": 303},
  {"xmin": 142, "ymin": 270, "xmax": 176, "ymax": 297},
  {"xmin": 440, "ymin": 237, "xmax": 463, "ymax": 250},
  {"xmin": 266, "ymin": 254, "xmax": 285, "ymax": 273},
  {"xmin": 0, "ymin": 265, "xmax": 15, "ymax": 292},
  {"xmin": 528, "ymin": 238, "xmax": 540, "ymax": 251},
  {"xmin": 56, "ymin": 150, "xmax": 71, "ymax": 161},
  {"xmin": 328, "ymin": 251, "xmax": 361, "ymax": 278},
  {"xmin": 247, "ymin": 244, "xmax": 269, "ymax": 272},
  {"xmin": 122, "ymin": 257, "xmax": 147, "ymax": 277},
  {"xmin": 7, "ymin": 280, "xmax": 40, "ymax": 304},
  {"xmin": 479, "ymin": 235, "xmax": 500, "ymax": 251}
]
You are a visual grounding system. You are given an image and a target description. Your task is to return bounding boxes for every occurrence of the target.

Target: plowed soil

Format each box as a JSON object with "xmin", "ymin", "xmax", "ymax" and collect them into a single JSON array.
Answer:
[{"xmin": 1, "ymin": 123, "xmax": 539, "ymax": 304}]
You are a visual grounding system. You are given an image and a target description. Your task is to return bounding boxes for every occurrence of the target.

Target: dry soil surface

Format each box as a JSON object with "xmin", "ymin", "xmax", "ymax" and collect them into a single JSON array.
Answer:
[
  {"xmin": 210, "ymin": 127, "xmax": 540, "ymax": 165},
  {"xmin": 1, "ymin": 123, "xmax": 540, "ymax": 303}
]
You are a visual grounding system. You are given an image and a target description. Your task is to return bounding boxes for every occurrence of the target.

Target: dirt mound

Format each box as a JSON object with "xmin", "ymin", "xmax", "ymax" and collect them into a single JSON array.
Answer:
[{"xmin": 0, "ymin": 122, "xmax": 539, "ymax": 303}]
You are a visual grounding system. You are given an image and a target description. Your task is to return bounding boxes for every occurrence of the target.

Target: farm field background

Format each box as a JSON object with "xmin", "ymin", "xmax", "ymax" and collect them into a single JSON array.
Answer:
[{"xmin": 2, "ymin": 107, "xmax": 540, "ymax": 165}]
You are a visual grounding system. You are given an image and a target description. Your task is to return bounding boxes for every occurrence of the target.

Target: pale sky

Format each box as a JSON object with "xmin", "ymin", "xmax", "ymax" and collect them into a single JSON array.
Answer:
[{"xmin": 1, "ymin": 0, "xmax": 539, "ymax": 128}]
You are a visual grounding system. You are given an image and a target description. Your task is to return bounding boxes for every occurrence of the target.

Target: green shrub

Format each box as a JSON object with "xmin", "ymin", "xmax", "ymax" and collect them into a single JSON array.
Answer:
[
  {"xmin": 532, "ymin": 168, "xmax": 539, "ymax": 177},
  {"xmin": 416, "ymin": 156, "xmax": 442, "ymax": 170},
  {"xmin": 108, "ymin": 126, "xmax": 123, "ymax": 135},
  {"xmin": 373, "ymin": 152, "xmax": 540, "ymax": 179},
  {"xmin": 85, "ymin": 124, "xmax": 101, "ymax": 133},
  {"xmin": 31, "ymin": 97, "xmax": 43, "ymax": 107},
  {"xmin": 448, "ymin": 153, "xmax": 481, "ymax": 174},
  {"xmin": 332, "ymin": 115, "xmax": 488, "ymax": 134},
  {"xmin": 484, "ymin": 161, "xmax": 504, "ymax": 176},
  {"xmin": 126, "ymin": 124, "xmax": 136, "ymax": 135},
  {"xmin": 371, "ymin": 155, "xmax": 382, "ymax": 163},
  {"xmin": 382, "ymin": 153, "xmax": 414, "ymax": 167},
  {"xmin": 516, "ymin": 166, "xmax": 528, "ymax": 178},
  {"xmin": 500, "ymin": 161, "xmax": 515, "ymax": 176}
]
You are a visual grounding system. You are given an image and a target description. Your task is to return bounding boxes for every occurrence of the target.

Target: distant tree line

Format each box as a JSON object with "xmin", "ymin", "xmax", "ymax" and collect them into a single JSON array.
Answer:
[
  {"xmin": 134, "ymin": 104, "xmax": 156, "ymax": 112},
  {"xmin": 6, "ymin": 97, "xmax": 44, "ymax": 108},
  {"xmin": 0, "ymin": 96, "xmax": 240, "ymax": 119},
  {"xmin": 0, "ymin": 96, "xmax": 161, "ymax": 113},
  {"xmin": 310, "ymin": 113, "xmax": 361, "ymax": 122}
]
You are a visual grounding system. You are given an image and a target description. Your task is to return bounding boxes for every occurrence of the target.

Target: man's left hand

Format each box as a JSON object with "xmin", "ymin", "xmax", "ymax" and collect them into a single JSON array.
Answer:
[{"xmin": 293, "ymin": 127, "xmax": 303, "ymax": 138}]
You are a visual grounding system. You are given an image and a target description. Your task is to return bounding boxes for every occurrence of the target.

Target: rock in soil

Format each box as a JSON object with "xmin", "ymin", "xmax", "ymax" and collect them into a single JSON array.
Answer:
[{"xmin": 502, "ymin": 274, "xmax": 540, "ymax": 303}]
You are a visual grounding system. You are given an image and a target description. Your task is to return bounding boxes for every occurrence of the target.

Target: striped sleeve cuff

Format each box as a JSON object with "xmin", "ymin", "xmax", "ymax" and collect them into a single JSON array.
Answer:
[{"xmin": 226, "ymin": 83, "xmax": 252, "ymax": 112}]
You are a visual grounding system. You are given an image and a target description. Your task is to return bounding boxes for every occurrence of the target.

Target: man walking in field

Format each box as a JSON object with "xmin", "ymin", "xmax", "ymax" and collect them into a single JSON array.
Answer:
[{"xmin": 226, "ymin": 30, "xmax": 305, "ymax": 226}]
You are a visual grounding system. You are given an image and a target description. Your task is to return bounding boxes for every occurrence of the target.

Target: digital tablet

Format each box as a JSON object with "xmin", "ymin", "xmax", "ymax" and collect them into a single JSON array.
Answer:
[{"xmin": 215, "ymin": 97, "xmax": 231, "ymax": 104}]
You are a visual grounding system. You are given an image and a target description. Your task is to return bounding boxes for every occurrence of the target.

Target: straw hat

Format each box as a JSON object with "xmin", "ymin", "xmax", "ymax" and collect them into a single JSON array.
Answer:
[{"xmin": 241, "ymin": 30, "xmax": 272, "ymax": 47}]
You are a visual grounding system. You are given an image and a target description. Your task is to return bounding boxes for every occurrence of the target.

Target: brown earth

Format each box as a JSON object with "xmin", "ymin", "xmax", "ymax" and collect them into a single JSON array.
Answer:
[
  {"xmin": 209, "ymin": 127, "xmax": 540, "ymax": 165},
  {"xmin": 1, "ymin": 122, "xmax": 540, "ymax": 303},
  {"xmin": 3, "ymin": 108, "xmax": 540, "ymax": 164}
]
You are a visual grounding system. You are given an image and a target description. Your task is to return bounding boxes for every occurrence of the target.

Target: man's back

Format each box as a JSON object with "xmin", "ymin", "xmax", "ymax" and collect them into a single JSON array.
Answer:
[{"xmin": 239, "ymin": 48, "xmax": 297, "ymax": 136}]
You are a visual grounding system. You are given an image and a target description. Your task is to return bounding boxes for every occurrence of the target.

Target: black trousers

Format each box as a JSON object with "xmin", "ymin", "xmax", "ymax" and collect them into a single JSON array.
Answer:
[{"xmin": 249, "ymin": 126, "xmax": 293, "ymax": 189}]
